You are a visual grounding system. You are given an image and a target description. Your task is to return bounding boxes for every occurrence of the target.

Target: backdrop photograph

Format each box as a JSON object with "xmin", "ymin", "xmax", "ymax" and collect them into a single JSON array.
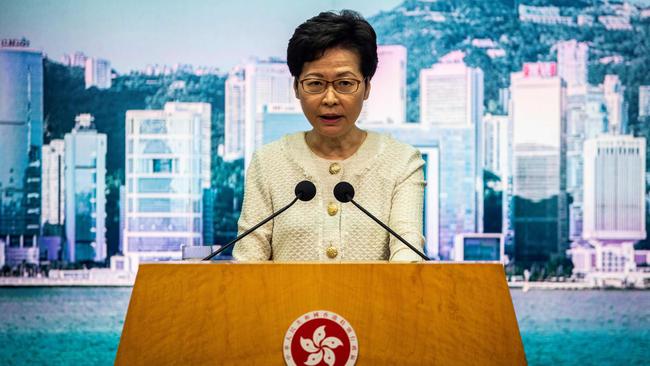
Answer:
[{"xmin": 1, "ymin": 0, "xmax": 650, "ymax": 364}]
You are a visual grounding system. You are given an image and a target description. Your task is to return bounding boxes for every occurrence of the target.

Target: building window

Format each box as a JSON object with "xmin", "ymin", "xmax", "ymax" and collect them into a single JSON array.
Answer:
[
  {"xmin": 139, "ymin": 119, "xmax": 167, "ymax": 134},
  {"xmin": 143, "ymin": 139, "xmax": 172, "ymax": 154},
  {"xmin": 152, "ymin": 159, "xmax": 173, "ymax": 173}
]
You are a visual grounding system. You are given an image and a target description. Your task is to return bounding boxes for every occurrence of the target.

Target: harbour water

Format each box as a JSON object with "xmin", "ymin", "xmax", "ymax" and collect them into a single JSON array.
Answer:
[{"xmin": 0, "ymin": 288, "xmax": 648, "ymax": 365}]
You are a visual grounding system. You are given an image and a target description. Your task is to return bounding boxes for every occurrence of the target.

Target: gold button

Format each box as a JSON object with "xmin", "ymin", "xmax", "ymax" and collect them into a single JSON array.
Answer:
[
  {"xmin": 326, "ymin": 246, "xmax": 338, "ymax": 258},
  {"xmin": 327, "ymin": 202, "xmax": 338, "ymax": 216},
  {"xmin": 329, "ymin": 163, "xmax": 341, "ymax": 175}
]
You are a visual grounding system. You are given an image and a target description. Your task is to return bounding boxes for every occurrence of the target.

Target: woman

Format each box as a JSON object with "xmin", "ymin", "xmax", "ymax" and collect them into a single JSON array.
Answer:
[{"xmin": 233, "ymin": 10, "xmax": 425, "ymax": 261}]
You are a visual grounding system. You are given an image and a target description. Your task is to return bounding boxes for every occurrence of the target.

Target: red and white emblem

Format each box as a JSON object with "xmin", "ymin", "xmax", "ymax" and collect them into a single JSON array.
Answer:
[{"xmin": 283, "ymin": 310, "xmax": 358, "ymax": 366}]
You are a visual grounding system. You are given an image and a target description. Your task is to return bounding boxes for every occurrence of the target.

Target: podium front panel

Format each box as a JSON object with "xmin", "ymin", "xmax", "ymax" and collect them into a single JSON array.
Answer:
[{"xmin": 116, "ymin": 262, "xmax": 526, "ymax": 365}]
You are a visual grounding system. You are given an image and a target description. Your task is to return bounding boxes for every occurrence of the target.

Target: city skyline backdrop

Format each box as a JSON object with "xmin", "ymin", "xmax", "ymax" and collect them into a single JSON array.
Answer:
[{"xmin": 2, "ymin": 0, "xmax": 650, "ymax": 280}]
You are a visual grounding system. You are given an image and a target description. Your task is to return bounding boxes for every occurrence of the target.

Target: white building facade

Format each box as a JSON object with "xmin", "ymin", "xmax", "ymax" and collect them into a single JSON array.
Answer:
[
  {"xmin": 41, "ymin": 139, "xmax": 65, "ymax": 225},
  {"xmin": 556, "ymin": 40, "xmax": 588, "ymax": 88},
  {"xmin": 419, "ymin": 53, "xmax": 483, "ymax": 128},
  {"xmin": 242, "ymin": 60, "xmax": 297, "ymax": 169},
  {"xmin": 84, "ymin": 57, "xmax": 112, "ymax": 89},
  {"xmin": 583, "ymin": 135, "xmax": 646, "ymax": 243},
  {"xmin": 358, "ymin": 45, "xmax": 407, "ymax": 125},
  {"xmin": 124, "ymin": 103, "xmax": 211, "ymax": 265}
]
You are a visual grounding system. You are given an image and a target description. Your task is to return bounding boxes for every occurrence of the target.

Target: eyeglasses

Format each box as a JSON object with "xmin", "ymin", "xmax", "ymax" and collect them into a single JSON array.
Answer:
[{"xmin": 299, "ymin": 78, "xmax": 362, "ymax": 94}]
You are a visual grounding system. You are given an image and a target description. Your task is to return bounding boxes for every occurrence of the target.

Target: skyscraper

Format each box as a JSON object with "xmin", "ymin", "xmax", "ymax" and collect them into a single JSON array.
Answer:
[
  {"xmin": 482, "ymin": 114, "xmax": 510, "ymax": 177},
  {"xmin": 482, "ymin": 114, "xmax": 512, "ymax": 241},
  {"xmin": 565, "ymin": 85, "xmax": 609, "ymax": 241},
  {"xmin": 124, "ymin": 103, "xmax": 211, "ymax": 265},
  {"xmin": 603, "ymin": 75, "xmax": 626, "ymax": 134},
  {"xmin": 419, "ymin": 51, "xmax": 483, "ymax": 128},
  {"xmin": 239, "ymin": 59, "xmax": 297, "ymax": 169},
  {"xmin": 64, "ymin": 114, "xmax": 107, "ymax": 262},
  {"xmin": 223, "ymin": 66, "xmax": 246, "ymax": 161},
  {"xmin": 582, "ymin": 135, "xmax": 646, "ymax": 273},
  {"xmin": 85, "ymin": 57, "xmax": 112, "ymax": 89},
  {"xmin": 583, "ymin": 135, "xmax": 646, "ymax": 242},
  {"xmin": 41, "ymin": 139, "xmax": 65, "ymax": 225},
  {"xmin": 640, "ymin": 85, "xmax": 650, "ymax": 118},
  {"xmin": 358, "ymin": 45, "xmax": 407, "ymax": 125},
  {"xmin": 511, "ymin": 62, "xmax": 568, "ymax": 265},
  {"xmin": 556, "ymin": 40, "xmax": 588, "ymax": 88},
  {"xmin": 419, "ymin": 53, "xmax": 484, "ymax": 258},
  {"xmin": 0, "ymin": 38, "xmax": 43, "ymax": 253}
]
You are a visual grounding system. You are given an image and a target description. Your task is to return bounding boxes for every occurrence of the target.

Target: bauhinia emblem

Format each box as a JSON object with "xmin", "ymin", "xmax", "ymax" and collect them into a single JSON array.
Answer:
[{"xmin": 283, "ymin": 310, "xmax": 358, "ymax": 366}]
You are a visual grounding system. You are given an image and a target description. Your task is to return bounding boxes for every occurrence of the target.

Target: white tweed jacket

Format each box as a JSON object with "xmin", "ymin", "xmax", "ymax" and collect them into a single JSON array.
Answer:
[{"xmin": 232, "ymin": 131, "xmax": 426, "ymax": 261}]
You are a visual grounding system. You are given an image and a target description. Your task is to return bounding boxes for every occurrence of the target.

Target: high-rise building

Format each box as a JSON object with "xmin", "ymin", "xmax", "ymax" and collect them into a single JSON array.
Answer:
[
  {"xmin": 0, "ymin": 38, "xmax": 43, "ymax": 251},
  {"xmin": 482, "ymin": 114, "xmax": 509, "ymax": 177},
  {"xmin": 511, "ymin": 62, "xmax": 568, "ymax": 265},
  {"xmin": 42, "ymin": 139, "xmax": 65, "ymax": 225},
  {"xmin": 583, "ymin": 135, "xmax": 646, "ymax": 242},
  {"xmin": 565, "ymin": 85, "xmax": 609, "ymax": 241},
  {"xmin": 64, "ymin": 114, "xmax": 107, "ymax": 262},
  {"xmin": 556, "ymin": 40, "xmax": 588, "ymax": 88},
  {"xmin": 239, "ymin": 59, "xmax": 297, "ymax": 169},
  {"xmin": 223, "ymin": 66, "xmax": 246, "ymax": 161},
  {"xmin": 640, "ymin": 85, "xmax": 650, "ymax": 118},
  {"xmin": 124, "ymin": 103, "xmax": 211, "ymax": 265},
  {"xmin": 482, "ymin": 114, "xmax": 513, "ymax": 243},
  {"xmin": 85, "ymin": 57, "xmax": 112, "ymax": 89},
  {"xmin": 603, "ymin": 74, "xmax": 626, "ymax": 134},
  {"xmin": 418, "ymin": 53, "xmax": 484, "ymax": 258},
  {"xmin": 419, "ymin": 51, "xmax": 483, "ymax": 128},
  {"xmin": 435, "ymin": 127, "xmax": 483, "ymax": 258},
  {"xmin": 358, "ymin": 45, "xmax": 407, "ymax": 125},
  {"xmin": 580, "ymin": 135, "xmax": 646, "ymax": 273}
]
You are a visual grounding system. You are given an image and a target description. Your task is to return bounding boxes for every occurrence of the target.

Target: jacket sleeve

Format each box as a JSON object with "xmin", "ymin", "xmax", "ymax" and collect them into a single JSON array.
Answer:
[
  {"xmin": 388, "ymin": 148, "xmax": 426, "ymax": 262},
  {"xmin": 232, "ymin": 151, "xmax": 274, "ymax": 261}
]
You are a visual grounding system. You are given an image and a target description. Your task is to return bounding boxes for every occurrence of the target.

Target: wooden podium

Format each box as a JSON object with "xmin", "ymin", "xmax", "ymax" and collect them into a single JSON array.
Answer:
[{"xmin": 116, "ymin": 262, "xmax": 526, "ymax": 365}]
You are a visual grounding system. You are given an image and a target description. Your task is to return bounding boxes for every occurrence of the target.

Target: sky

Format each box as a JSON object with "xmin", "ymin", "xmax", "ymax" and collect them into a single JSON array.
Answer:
[{"xmin": 0, "ymin": 0, "xmax": 402, "ymax": 73}]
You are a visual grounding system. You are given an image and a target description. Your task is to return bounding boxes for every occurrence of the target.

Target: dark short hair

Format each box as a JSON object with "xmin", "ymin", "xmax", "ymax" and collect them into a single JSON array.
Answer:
[{"xmin": 287, "ymin": 10, "xmax": 378, "ymax": 80}]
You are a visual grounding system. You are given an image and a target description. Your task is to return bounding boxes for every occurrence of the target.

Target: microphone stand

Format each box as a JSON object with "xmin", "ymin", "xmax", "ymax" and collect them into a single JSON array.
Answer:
[
  {"xmin": 345, "ymin": 195, "xmax": 430, "ymax": 261},
  {"xmin": 202, "ymin": 196, "xmax": 299, "ymax": 261}
]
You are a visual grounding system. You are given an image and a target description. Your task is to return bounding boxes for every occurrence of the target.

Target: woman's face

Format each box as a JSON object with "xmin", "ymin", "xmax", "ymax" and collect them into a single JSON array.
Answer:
[{"xmin": 294, "ymin": 47, "xmax": 371, "ymax": 139}]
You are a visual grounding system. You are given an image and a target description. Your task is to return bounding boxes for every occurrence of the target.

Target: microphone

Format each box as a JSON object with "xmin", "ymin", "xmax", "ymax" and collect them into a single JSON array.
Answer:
[
  {"xmin": 203, "ymin": 180, "xmax": 316, "ymax": 260},
  {"xmin": 333, "ymin": 181, "xmax": 430, "ymax": 261}
]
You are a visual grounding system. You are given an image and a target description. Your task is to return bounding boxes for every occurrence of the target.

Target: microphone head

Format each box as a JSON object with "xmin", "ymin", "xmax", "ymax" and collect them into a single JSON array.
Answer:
[
  {"xmin": 295, "ymin": 180, "xmax": 316, "ymax": 201},
  {"xmin": 333, "ymin": 181, "xmax": 355, "ymax": 203}
]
